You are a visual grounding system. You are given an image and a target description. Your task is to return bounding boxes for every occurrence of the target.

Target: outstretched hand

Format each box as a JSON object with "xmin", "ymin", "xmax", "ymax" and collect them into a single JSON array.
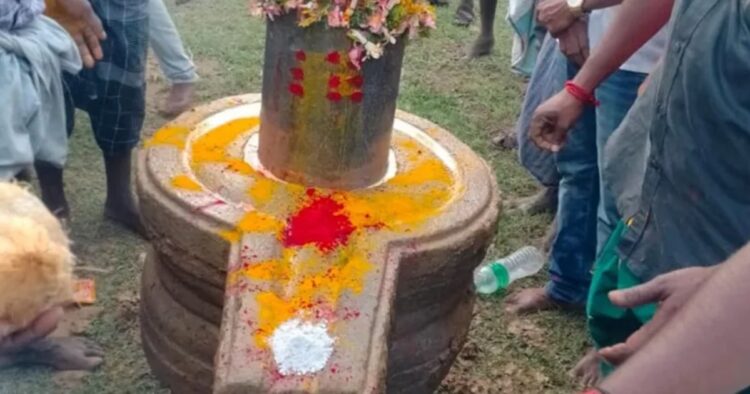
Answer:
[
  {"xmin": 598, "ymin": 266, "xmax": 717, "ymax": 366},
  {"xmin": 529, "ymin": 90, "xmax": 585, "ymax": 152},
  {"xmin": 45, "ymin": 0, "xmax": 106, "ymax": 68}
]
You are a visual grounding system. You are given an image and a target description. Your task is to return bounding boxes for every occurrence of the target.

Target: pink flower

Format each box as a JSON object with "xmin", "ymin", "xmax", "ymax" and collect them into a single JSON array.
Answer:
[
  {"xmin": 347, "ymin": 46, "xmax": 365, "ymax": 70},
  {"xmin": 368, "ymin": 10, "xmax": 385, "ymax": 33},
  {"xmin": 422, "ymin": 14, "xmax": 436, "ymax": 29},
  {"xmin": 328, "ymin": 7, "xmax": 344, "ymax": 27}
]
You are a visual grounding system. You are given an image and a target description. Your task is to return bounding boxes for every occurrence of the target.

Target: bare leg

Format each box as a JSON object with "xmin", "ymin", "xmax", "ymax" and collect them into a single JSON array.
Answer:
[
  {"xmin": 103, "ymin": 150, "xmax": 147, "ymax": 238},
  {"xmin": 570, "ymin": 347, "xmax": 602, "ymax": 387},
  {"xmin": 453, "ymin": 0, "xmax": 475, "ymax": 26},
  {"xmin": 469, "ymin": 0, "xmax": 497, "ymax": 58},
  {"xmin": 13, "ymin": 168, "xmax": 32, "ymax": 183},
  {"xmin": 0, "ymin": 337, "xmax": 104, "ymax": 371},
  {"xmin": 507, "ymin": 186, "xmax": 559, "ymax": 215},
  {"xmin": 35, "ymin": 161, "xmax": 71, "ymax": 221}
]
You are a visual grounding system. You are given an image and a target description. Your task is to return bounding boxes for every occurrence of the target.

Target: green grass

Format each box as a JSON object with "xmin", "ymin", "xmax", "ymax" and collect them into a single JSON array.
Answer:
[{"xmin": 0, "ymin": 1, "xmax": 588, "ymax": 392}]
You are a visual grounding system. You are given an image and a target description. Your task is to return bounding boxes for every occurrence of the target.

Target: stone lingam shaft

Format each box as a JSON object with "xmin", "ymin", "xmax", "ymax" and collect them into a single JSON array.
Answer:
[{"xmin": 137, "ymin": 10, "xmax": 500, "ymax": 394}]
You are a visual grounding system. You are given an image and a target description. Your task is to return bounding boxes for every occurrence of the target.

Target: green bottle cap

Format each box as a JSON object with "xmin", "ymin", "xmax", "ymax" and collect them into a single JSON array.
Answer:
[{"xmin": 490, "ymin": 262, "xmax": 510, "ymax": 289}]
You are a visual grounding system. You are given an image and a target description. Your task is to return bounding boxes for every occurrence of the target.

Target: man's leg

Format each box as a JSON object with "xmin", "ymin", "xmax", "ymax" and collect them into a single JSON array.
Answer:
[
  {"xmin": 453, "ymin": 0, "xmax": 475, "ymax": 26},
  {"xmin": 35, "ymin": 161, "xmax": 70, "ymax": 221},
  {"xmin": 594, "ymin": 69, "xmax": 646, "ymax": 250},
  {"xmin": 149, "ymin": 0, "xmax": 197, "ymax": 117},
  {"xmin": 469, "ymin": 0, "xmax": 497, "ymax": 57},
  {"xmin": 102, "ymin": 150, "xmax": 145, "ymax": 236},
  {"xmin": 84, "ymin": 1, "xmax": 149, "ymax": 237},
  {"xmin": 505, "ymin": 60, "xmax": 598, "ymax": 314}
]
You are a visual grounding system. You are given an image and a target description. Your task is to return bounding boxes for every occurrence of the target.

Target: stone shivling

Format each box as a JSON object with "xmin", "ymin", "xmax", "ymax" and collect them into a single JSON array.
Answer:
[{"xmin": 137, "ymin": 14, "xmax": 499, "ymax": 394}]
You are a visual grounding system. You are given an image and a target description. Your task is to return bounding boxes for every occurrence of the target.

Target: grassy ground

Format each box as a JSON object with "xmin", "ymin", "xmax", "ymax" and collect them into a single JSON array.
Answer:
[{"xmin": 0, "ymin": 1, "xmax": 589, "ymax": 392}]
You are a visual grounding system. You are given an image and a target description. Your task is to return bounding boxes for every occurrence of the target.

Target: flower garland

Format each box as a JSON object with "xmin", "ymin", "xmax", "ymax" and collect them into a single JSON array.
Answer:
[{"xmin": 252, "ymin": 0, "xmax": 435, "ymax": 68}]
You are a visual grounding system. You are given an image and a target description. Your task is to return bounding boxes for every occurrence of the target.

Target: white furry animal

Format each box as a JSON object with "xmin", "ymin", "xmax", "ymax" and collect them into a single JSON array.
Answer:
[{"xmin": 0, "ymin": 182, "xmax": 74, "ymax": 337}]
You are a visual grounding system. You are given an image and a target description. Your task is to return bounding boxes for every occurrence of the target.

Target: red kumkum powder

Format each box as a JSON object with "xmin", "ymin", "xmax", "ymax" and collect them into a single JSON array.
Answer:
[{"xmin": 282, "ymin": 196, "xmax": 355, "ymax": 252}]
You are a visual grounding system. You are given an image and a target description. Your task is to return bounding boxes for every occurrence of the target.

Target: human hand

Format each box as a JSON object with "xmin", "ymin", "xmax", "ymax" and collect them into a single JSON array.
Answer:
[
  {"xmin": 536, "ymin": 0, "xmax": 578, "ymax": 37},
  {"xmin": 598, "ymin": 266, "xmax": 718, "ymax": 366},
  {"xmin": 529, "ymin": 90, "xmax": 585, "ymax": 152},
  {"xmin": 0, "ymin": 307, "xmax": 63, "ymax": 354},
  {"xmin": 45, "ymin": 0, "xmax": 106, "ymax": 68},
  {"xmin": 557, "ymin": 18, "xmax": 589, "ymax": 66}
]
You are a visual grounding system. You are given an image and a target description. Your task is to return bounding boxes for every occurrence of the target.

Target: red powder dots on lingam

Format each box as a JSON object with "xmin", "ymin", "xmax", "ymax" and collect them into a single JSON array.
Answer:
[
  {"xmin": 290, "ymin": 67, "xmax": 304, "ymax": 80},
  {"xmin": 288, "ymin": 83, "xmax": 304, "ymax": 97},
  {"xmin": 326, "ymin": 92, "xmax": 342, "ymax": 102},
  {"xmin": 350, "ymin": 91, "xmax": 363, "ymax": 103},
  {"xmin": 295, "ymin": 50, "xmax": 306, "ymax": 61},
  {"xmin": 328, "ymin": 74, "xmax": 341, "ymax": 89},
  {"xmin": 347, "ymin": 75, "xmax": 363, "ymax": 88},
  {"xmin": 326, "ymin": 51, "xmax": 341, "ymax": 64},
  {"xmin": 283, "ymin": 196, "xmax": 355, "ymax": 252}
]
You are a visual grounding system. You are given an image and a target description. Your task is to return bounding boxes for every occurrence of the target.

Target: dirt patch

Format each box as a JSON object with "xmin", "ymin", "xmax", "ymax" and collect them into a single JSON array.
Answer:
[
  {"xmin": 52, "ymin": 306, "xmax": 103, "ymax": 337},
  {"xmin": 507, "ymin": 318, "xmax": 546, "ymax": 348},
  {"xmin": 115, "ymin": 290, "xmax": 141, "ymax": 324},
  {"xmin": 53, "ymin": 371, "xmax": 91, "ymax": 391}
]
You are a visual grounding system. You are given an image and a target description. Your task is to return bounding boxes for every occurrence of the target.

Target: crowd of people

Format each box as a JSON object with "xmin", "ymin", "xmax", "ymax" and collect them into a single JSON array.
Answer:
[
  {"xmin": 1, "ymin": 0, "xmax": 750, "ymax": 392},
  {"xmin": 451, "ymin": 0, "xmax": 750, "ymax": 392},
  {"xmin": 0, "ymin": 0, "xmax": 196, "ymax": 372}
]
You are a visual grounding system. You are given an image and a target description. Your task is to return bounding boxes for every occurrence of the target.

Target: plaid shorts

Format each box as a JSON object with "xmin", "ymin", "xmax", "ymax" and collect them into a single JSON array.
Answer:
[{"xmin": 64, "ymin": 0, "xmax": 149, "ymax": 156}]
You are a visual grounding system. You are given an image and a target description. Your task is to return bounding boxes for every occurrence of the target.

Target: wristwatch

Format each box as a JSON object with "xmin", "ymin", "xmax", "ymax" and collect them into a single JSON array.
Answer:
[{"xmin": 567, "ymin": 0, "xmax": 586, "ymax": 17}]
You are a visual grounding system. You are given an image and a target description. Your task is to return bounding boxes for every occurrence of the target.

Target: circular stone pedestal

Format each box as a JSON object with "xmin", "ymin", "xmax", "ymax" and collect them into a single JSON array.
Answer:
[{"xmin": 137, "ymin": 94, "xmax": 500, "ymax": 394}]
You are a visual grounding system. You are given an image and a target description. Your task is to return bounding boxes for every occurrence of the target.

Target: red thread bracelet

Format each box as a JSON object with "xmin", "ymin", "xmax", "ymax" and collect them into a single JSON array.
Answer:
[{"xmin": 565, "ymin": 81, "xmax": 600, "ymax": 107}]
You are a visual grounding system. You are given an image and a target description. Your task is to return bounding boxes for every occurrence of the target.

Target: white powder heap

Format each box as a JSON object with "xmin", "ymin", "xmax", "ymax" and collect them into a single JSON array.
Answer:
[{"xmin": 270, "ymin": 318, "xmax": 335, "ymax": 376}]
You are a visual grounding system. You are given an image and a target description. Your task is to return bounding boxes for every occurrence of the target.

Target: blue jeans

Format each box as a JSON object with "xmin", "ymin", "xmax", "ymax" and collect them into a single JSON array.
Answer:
[
  {"xmin": 595, "ymin": 69, "xmax": 646, "ymax": 250},
  {"xmin": 149, "ymin": 0, "xmax": 198, "ymax": 83},
  {"xmin": 546, "ymin": 61, "xmax": 646, "ymax": 305}
]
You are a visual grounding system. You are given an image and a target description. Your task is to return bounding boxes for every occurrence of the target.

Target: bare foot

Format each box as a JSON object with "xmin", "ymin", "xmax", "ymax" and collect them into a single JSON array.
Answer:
[
  {"xmin": 453, "ymin": 0, "xmax": 474, "ymax": 27},
  {"xmin": 1, "ymin": 337, "xmax": 104, "ymax": 371},
  {"xmin": 506, "ymin": 186, "xmax": 559, "ymax": 216},
  {"xmin": 105, "ymin": 202, "xmax": 147, "ymax": 239},
  {"xmin": 490, "ymin": 127, "xmax": 517, "ymax": 150},
  {"xmin": 159, "ymin": 82, "xmax": 195, "ymax": 118},
  {"xmin": 453, "ymin": 9, "xmax": 474, "ymax": 26},
  {"xmin": 504, "ymin": 287, "xmax": 582, "ymax": 315},
  {"xmin": 469, "ymin": 35, "xmax": 494, "ymax": 58},
  {"xmin": 570, "ymin": 348, "xmax": 602, "ymax": 387}
]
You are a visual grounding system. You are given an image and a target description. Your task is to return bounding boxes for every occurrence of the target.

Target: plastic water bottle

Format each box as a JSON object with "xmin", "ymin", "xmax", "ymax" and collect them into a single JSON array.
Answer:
[{"xmin": 474, "ymin": 246, "xmax": 545, "ymax": 294}]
